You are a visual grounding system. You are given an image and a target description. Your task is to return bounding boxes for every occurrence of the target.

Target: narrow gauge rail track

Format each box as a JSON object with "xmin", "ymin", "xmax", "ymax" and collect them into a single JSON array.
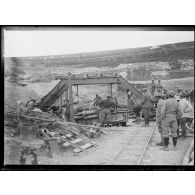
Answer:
[{"xmin": 106, "ymin": 122, "xmax": 156, "ymax": 165}]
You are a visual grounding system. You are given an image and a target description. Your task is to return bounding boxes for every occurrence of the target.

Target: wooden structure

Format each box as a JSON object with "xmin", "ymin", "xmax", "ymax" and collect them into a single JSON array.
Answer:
[{"xmin": 37, "ymin": 73, "xmax": 143, "ymax": 121}]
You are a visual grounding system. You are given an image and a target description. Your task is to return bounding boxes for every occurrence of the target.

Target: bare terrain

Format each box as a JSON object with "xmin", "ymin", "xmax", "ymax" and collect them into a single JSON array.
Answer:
[{"xmin": 4, "ymin": 41, "xmax": 194, "ymax": 165}]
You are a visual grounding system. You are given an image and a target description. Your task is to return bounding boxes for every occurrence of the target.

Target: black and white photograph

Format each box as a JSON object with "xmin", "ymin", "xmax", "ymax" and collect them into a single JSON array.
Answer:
[{"xmin": 2, "ymin": 26, "xmax": 194, "ymax": 168}]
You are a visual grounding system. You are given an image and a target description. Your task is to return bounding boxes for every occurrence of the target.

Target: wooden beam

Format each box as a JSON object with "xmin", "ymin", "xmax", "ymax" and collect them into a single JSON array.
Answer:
[
  {"xmin": 59, "ymin": 95, "xmax": 63, "ymax": 107},
  {"xmin": 110, "ymin": 84, "xmax": 113, "ymax": 96},
  {"xmin": 72, "ymin": 77, "xmax": 119, "ymax": 85},
  {"xmin": 37, "ymin": 80, "xmax": 68, "ymax": 110},
  {"xmin": 67, "ymin": 73, "xmax": 75, "ymax": 122},
  {"xmin": 76, "ymin": 85, "xmax": 79, "ymax": 96},
  {"xmin": 55, "ymin": 76, "xmax": 119, "ymax": 85}
]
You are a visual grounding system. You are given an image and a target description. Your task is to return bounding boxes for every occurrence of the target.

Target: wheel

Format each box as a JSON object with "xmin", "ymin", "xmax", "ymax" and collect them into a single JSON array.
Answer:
[{"xmin": 186, "ymin": 122, "xmax": 194, "ymax": 131}]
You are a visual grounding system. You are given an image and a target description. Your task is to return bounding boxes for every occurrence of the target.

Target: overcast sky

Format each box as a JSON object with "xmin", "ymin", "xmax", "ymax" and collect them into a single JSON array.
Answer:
[{"xmin": 4, "ymin": 30, "xmax": 194, "ymax": 57}]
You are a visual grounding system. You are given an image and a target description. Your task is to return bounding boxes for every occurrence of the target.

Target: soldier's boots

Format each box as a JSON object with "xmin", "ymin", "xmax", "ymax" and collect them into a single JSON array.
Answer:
[
  {"xmin": 172, "ymin": 137, "xmax": 177, "ymax": 151},
  {"xmin": 161, "ymin": 137, "xmax": 169, "ymax": 151},
  {"xmin": 156, "ymin": 135, "xmax": 165, "ymax": 146},
  {"xmin": 156, "ymin": 142, "xmax": 164, "ymax": 146}
]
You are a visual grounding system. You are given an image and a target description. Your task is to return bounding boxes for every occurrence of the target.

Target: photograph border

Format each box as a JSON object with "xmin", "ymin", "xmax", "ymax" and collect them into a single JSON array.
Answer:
[{"xmin": 1, "ymin": 25, "xmax": 194, "ymax": 171}]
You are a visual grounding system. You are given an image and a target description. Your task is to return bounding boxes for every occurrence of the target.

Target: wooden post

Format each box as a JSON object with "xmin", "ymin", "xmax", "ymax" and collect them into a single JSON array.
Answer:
[
  {"xmin": 64, "ymin": 91, "xmax": 68, "ymax": 100},
  {"xmin": 110, "ymin": 84, "xmax": 113, "ymax": 97},
  {"xmin": 67, "ymin": 72, "xmax": 75, "ymax": 122},
  {"xmin": 76, "ymin": 85, "xmax": 79, "ymax": 96},
  {"xmin": 59, "ymin": 95, "xmax": 63, "ymax": 107},
  {"xmin": 108, "ymin": 84, "xmax": 110, "ymax": 94}
]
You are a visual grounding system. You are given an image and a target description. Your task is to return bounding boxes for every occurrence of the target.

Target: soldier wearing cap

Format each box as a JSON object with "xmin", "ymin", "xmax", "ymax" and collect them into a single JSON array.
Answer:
[
  {"xmin": 155, "ymin": 93, "xmax": 165, "ymax": 146},
  {"xmin": 98, "ymin": 94, "xmax": 116, "ymax": 126},
  {"xmin": 161, "ymin": 91, "xmax": 182, "ymax": 151},
  {"xmin": 179, "ymin": 91, "xmax": 194, "ymax": 139}
]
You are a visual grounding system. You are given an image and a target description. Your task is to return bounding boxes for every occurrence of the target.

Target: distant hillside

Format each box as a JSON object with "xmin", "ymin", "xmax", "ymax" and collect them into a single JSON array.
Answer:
[
  {"xmin": 5, "ymin": 41, "xmax": 194, "ymax": 68},
  {"xmin": 4, "ymin": 41, "xmax": 194, "ymax": 82}
]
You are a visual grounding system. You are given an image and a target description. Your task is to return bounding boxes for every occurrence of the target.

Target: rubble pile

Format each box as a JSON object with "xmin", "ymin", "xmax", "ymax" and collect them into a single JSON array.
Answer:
[{"xmin": 4, "ymin": 101, "xmax": 109, "ymax": 164}]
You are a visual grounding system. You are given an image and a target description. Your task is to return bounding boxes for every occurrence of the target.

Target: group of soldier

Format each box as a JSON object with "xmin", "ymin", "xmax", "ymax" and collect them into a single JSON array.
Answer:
[
  {"xmin": 125, "ymin": 79, "xmax": 194, "ymax": 151},
  {"xmin": 24, "ymin": 79, "xmax": 194, "ymax": 152},
  {"xmin": 144, "ymin": 80, "xmax": 194, "ymax": 151}
]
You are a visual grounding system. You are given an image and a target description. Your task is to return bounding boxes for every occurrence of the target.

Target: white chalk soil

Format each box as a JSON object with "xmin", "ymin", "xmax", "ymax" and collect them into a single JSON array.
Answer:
[
  {"xmin": 141, "ymin": 128, "xmax": 193, "ymax": 165},
  {"xmin": 37, "ymin": 120, "xmax": 193, "ymax": 165}
]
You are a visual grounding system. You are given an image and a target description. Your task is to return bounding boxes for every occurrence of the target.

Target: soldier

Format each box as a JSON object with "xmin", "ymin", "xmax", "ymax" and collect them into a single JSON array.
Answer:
[
  {"xmin": 161, "ymin": 91, "xmax": 182, "ymax": 151},
  {"xmin": 190, "ymin": 89, "xmax": 194, "ymax": 107},
  {"xmin": 150, "ymin": 79, "xmax": 156, "ymax": 97},
  {"xmin": 94, "ymin": 94, "xmax": 102, "ymax": 107},
  {"xmin": 141, "ymin": 90, "xmax": 153, "ymax": 127},
  {"xmin": 179, "ymin": 91, "xmax": 194, "ymax": 139},
  {"xmin": 63, "ymin": 100, "xmax": 71, "ymax": 121},
  {"xmin": 156, "ymin": 80, "xmax": 163, "ymax": 94},
  {"xmin": 155, "ymin": 93, "xmax": 164, "ymax": 146},
  {"xmin": 98, "ymin": 94, "xmax": 115, "ymax": 127},
  {"xmin": 127, "ymin": 92, "xmax": 135, "ymax": 115},
  {"xmin": 133, "ymin": 101, "xmax": 142, "ymax": 124}
]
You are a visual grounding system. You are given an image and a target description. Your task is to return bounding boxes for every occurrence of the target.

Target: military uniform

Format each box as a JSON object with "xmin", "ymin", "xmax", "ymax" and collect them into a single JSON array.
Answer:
[
  {"xmin": 99, "ymin": 96, "xmax": 115, "ymax": 126},
  {"xmin": 156, "ymin": 97, "xmax": 164, "ymax": 145},
  {"xmin": 133, "ymin": 103, "xmax": 142, "ymax": 123},
  {"xmin": 64, "ymin": 101, "xmax": 71, "ymax": 121},
  {"xmin": 150, "ymin": 81, "xmax": 156, "ymax": 96},
  {"xmin": 179, "ymin": 96, "xmax": 194, "ymax": 138},
  {"xmin": 141, "ymin": 92, "xmax": 153, "ymax": 126},
  {"xmin": 161, "ymin": 91, "xmax": 182, "ymax": 150},
  {"xmin": 94, "ymin": 96, "xmax": 102, "ymax": 107},
  {"xmin": 127, "ymin": 95, "xmax": 135, "ymax": 114},
  {"xmin": 156, "ymin": 99, "xmax": 164, "ymax": 133},
  {"xmin": 156, "ymin": 82, "xmax": 163, "ymax": 94}
]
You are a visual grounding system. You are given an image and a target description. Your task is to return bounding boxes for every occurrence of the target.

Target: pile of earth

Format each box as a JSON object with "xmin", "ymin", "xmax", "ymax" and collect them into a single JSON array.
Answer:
[{"xmin": 4, "ymin": 81, "xmax": 40, "ymax": 109}]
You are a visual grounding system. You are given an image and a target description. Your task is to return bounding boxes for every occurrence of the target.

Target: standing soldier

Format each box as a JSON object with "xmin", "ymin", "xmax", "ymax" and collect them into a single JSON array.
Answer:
[
  {"xmin": 178, "ymin": 91, "xmax": 194, "ymax": 139},
  {"xmin": 161, "ymin": 91, "xmax": 182, "ymax": 151},
  {"xmin": 98, "ymin": 94, "xmax": 116, "ymax": 127},
  {"xmin": 150, "ymin": 79, "xmax": 156, "ymax": 97},
  {"xmin": 156, "ymin": 80, "xmax": 163, "ymax": 94},
  {"xmin": 63, "ymin": 100, "xmax": 71, "ymax": 121},
  {"xmin": 94, "ymin": 94, "xmax": 102, "ymax": 107},
  {"xmin": 155, "ymin": 94, "xmax": 164, "ymax": 146},
  {"xmin": 141, "ymin": 90, "xmax": 153, "ymax": 127},
  {"xmin": 133, "ymin": 101, "xmax": 142, "ymax": 124},
  {"xmin": 127, "ymin": 92, "xmax": 135, "ymax": 116}
]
